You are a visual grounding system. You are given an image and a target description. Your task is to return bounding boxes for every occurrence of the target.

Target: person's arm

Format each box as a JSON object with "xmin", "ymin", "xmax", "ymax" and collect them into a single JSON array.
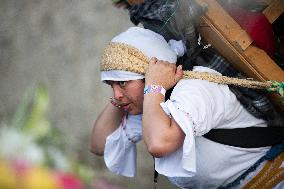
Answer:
[
  {"xmin": 90, "ymin": 102, "xmax": 123, "ymax": 156},
  {"xmin": 143, "ymin": 58, "xmax": 185, "ymax": 158}
]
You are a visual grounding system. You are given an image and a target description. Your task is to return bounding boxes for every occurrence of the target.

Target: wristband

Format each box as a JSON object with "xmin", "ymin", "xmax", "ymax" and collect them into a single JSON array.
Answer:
[{"xmin": 144, "ymin": 85, "xmax": 166, "ymax": 96}]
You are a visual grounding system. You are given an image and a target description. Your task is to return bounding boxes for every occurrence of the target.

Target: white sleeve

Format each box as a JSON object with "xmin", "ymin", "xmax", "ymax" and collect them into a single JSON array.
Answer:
[
  {"xmin": 156, "ymin": 100, "xmax": 197, "ymax": 177},
  {"xmin": 103, "ymin": 115, "xmax": 142, "ymax": 177},
  {"xmin": 169, "ymin": 79, "xmax": 227, "ymax": 135}
]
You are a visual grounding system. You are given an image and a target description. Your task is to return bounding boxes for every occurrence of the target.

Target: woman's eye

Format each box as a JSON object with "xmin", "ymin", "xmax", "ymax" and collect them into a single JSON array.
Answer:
[{"xmin": 119, "ymin": 81, "xmax": 127, "ymax": 87}]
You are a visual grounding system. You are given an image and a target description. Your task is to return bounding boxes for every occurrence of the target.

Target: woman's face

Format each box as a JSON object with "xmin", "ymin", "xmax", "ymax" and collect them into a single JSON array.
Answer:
[{"xmin": 106, "ymin": 79, "xmax": 145, "ymax": 115}]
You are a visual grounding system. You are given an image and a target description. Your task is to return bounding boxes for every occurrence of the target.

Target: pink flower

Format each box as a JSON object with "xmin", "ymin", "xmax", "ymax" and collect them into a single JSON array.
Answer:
[{"xmin": 55, "ymin": 171, "xmax": 85, "ymax": 189}]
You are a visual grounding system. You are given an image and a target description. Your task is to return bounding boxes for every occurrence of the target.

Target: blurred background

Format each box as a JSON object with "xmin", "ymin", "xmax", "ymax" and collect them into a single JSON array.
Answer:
[{"xmin": 0, "ymin": 0, "xmax": 175, "ymax": 188}]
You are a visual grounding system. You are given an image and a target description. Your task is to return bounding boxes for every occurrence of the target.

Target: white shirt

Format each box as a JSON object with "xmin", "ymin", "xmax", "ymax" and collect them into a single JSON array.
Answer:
[{"xmin": 103, "ymin": 66, "xmax": 281, "ymax": 188}]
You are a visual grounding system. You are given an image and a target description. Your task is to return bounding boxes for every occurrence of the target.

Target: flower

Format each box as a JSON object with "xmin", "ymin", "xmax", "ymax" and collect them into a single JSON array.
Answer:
[
  {"xmin": 55, "ymin": 171, "xmax": 85, "ymax": 189},
  {"xmin": 22, "ymin": 166, "xmax": 60, "ymax": 189},
  {"xmin": 0, "ymin": 160, "xmax": 17, "ymax": 189}
]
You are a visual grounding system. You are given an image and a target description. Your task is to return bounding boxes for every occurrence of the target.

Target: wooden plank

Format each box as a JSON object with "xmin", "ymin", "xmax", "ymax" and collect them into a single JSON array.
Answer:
[
  {"xmin": 244, "ymin": 46, "xmax": 284, "ymax": 82},
  {"xmin": 196, "ymin": 0, "xmax": 253, "ymax": 51},
  {"xmin": 263, "ymin": 0, "xmax": 284, "ymax": 23},
  {"xmin": 196, "ymin": 0, "xmax": 284, "ymax": 82},
  {"xmin": 198, "ymin": 18, "xmax": 263, "ymax": 79},
  {"xmin": 196, "ymin": 0, "xmax": 284, "ymax": 111}
]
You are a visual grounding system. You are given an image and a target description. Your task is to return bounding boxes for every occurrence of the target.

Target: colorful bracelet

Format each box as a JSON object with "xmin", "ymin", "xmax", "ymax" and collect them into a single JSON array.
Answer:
[{"xmin": 144, "ymin": 85, "xmax": 166, "ymax": 96}]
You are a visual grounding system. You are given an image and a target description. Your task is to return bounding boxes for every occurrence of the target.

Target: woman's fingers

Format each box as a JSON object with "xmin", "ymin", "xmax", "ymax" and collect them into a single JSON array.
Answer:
[
  {"xmin": 146, "ymin": 59, "xmax": 182, "ymax": 89},
  {"xmin": 174, "ymin": 65, "xmax": 183, "ymax": 84},
  {"xmin": 149, "ymin": 57, "xmax": 158, "ymax": 65}
]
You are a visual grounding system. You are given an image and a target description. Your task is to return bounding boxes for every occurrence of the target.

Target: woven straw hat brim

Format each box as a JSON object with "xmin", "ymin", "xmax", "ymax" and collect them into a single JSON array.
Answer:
[
  {"xmin": 101, "ymin": 42, "xmax": 149, "ymax": 75},
  {"xmin": 100, "ymin": 42, "xmax": 271, "ymax": 89}
]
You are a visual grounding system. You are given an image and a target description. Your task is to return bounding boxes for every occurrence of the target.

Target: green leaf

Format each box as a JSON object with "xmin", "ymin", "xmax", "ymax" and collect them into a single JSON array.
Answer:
[
  {"xmin": 9, "ymin": 85, "xmax": 35, "ymax": 129},
  {"xmin": 24, "ymin": 84, "xmax": 51, "ymax": 139}
]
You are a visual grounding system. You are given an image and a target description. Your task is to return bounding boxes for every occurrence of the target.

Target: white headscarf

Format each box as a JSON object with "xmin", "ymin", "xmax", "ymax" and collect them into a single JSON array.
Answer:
[{"xmin": 100, "ymin": 26, "xmax": 185, "ymax": 81}]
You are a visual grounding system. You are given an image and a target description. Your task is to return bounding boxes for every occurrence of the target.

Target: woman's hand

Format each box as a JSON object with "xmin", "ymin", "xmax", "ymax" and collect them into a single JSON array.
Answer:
[
  {"xmin": 143, "ymin": 58, "xmax": 185, "ymax": 157},
  {"xmin": 145, "ymin": 57, "xmax": 183, "ymax": 90}
]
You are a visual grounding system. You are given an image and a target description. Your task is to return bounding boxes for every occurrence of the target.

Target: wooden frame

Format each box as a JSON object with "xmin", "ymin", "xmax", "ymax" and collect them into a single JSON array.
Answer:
[{"xmin": 196, "ymin": 0, "xmax": 284, "ymax": 111}]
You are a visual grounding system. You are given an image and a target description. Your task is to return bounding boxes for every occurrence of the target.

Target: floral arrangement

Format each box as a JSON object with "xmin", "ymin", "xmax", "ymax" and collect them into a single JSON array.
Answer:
[{"xmin": 0, "ymin": 84, "xmax": 93, "ymax": 189}]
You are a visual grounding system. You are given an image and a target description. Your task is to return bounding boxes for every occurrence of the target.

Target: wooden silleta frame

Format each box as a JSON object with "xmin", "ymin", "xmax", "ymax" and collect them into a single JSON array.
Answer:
[{"xmin": 196, "ymin": 0, "xmax": 284, "ymax": 112}]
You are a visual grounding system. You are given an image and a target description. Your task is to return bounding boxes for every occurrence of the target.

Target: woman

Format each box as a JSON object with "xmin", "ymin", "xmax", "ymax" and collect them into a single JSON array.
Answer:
[{"xmin": 90, "ymin": 27, "xmax": 284, "ymax": 188}]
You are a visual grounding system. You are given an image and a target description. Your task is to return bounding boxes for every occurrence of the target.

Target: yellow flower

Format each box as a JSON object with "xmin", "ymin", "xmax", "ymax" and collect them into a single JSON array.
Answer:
[
  {"xmin": 0, "ymin": 160, "xmax": 17, "ymax": 189},
  {"xmin": 22, "ymin": 166, "xmax": 60, "ymax": 189}
]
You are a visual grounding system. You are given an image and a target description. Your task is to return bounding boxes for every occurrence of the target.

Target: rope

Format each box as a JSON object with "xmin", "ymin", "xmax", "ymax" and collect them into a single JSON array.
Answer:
[
  {"xmin": 183, "ymin": 71, "xmax": 284, "ymax": 101},
  {"xmin": 101, "ymin": 42, "xmax": 284, "ymax": 102},
  {"xmin": 183, "ymin": 71, "xmax": 270, "ymax": 89},
  {"xmin": 267, "ymin": 81, "xmax": 284, "ymax": 99}
]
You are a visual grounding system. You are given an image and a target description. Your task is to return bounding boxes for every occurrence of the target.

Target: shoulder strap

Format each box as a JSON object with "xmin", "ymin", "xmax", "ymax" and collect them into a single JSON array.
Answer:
[{"xmin": 203, "ymin": 127, "xmax": 284, "ymax": 148}]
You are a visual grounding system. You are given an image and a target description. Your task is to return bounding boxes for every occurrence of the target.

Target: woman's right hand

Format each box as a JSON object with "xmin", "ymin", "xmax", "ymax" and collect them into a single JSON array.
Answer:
[{"xmin": 90, "ymin": 101, "xmax": 124, "ymax": 156}]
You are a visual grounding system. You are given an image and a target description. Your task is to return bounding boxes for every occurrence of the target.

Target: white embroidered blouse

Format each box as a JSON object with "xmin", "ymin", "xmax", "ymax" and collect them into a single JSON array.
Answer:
[{"xmin": 103, "ymin": 66, "xmax": 273, "ymax": 187}]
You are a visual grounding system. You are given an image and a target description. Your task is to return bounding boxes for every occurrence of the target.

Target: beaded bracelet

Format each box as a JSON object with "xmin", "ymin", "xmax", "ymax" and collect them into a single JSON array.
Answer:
[{"xmin": 144, "ymin": 85, "xmax": 166, "ymax": 96}]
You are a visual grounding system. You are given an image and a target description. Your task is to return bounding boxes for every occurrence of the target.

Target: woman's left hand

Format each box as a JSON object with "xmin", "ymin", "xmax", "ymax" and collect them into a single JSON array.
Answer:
[{"xmin": 145, "ymin": 57, "xmax": 183, "ymax": 90}]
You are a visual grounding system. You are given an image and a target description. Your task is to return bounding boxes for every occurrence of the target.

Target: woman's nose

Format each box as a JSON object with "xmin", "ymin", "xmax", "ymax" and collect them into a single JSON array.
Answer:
[{"xmin": 113, "ymin": 85, "xmax": 123, "ymax": 100}]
